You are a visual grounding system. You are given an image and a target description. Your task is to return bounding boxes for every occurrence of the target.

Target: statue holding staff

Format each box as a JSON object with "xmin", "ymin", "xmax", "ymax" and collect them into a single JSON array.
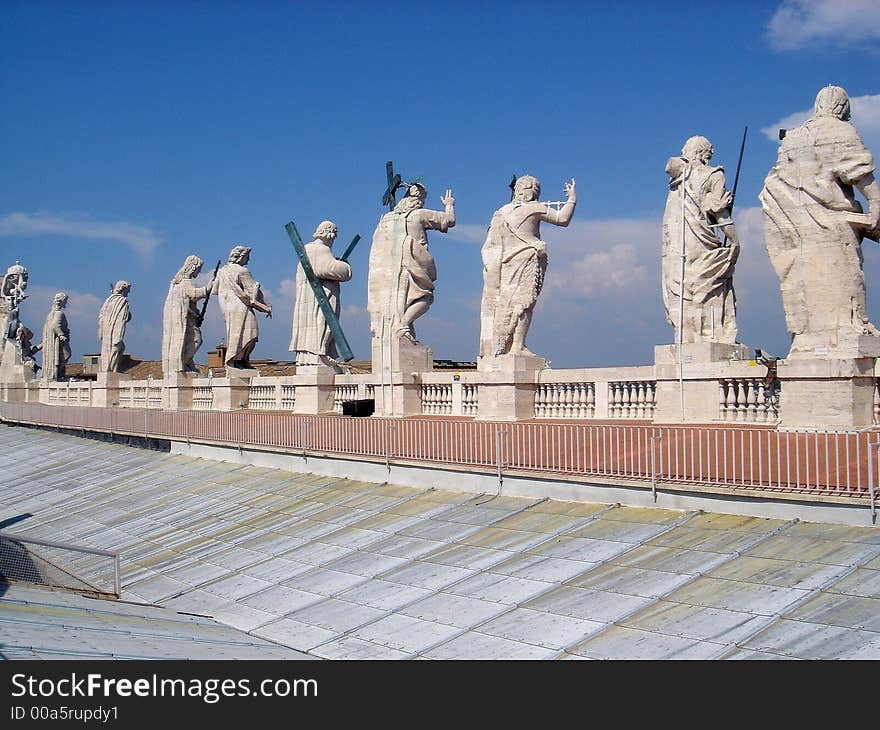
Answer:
[
  {"xmin": 215, "ymin": 245, "xmax": 272, "ymax": 369},
  {"xmin": 162, "ymin": 255, "xmax": 214, "ymax": 376}
]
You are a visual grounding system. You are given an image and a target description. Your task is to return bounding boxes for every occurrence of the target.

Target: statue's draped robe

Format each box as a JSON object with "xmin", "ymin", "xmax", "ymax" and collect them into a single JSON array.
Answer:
[
  {"xmin": 479, "ymin": 202, "xmax": 547, "ymax": 357},
  {"xmin": 289, "ymin": 241, "xmax": 352, "ymax": 365},
  {"xmin": 367, "ymin": 208, "xmax": 451, "ymax": 338},
  {"xmin": 760, "ymin": 116, "xmax": 875, "ymax": 352},
  {"xmin": 661, "ymin": 161, "xmax": 738, "ymax": 344},
  {"xmin": 41, "ymin": 308, "xmax": 70, "ymax": 383},
  {"xmin": 161, "ymin": 279, "xmax": 208, "ymax": 375},
  {"xmin": 216, "ymin": 263, "xmax": 265, "ymax": 365},
  {"xmin": 98, "ymin": 293, "xmax": 130, "ymax": 372}
]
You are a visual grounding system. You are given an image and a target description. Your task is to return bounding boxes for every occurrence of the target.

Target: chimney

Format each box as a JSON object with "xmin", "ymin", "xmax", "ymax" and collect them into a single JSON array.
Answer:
[{"xmin": 207, "ymin": 343, "xmax": 226, "ymax": 368}]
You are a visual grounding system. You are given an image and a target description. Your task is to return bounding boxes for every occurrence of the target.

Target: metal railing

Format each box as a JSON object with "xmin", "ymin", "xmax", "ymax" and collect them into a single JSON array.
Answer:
[
  {"xmin": 1, "ymin": 402, "xmax": 877, "ymax": 505},
  {"xmin": 0, "ymin": 530, "xmax": 121, "ymax": 597}
]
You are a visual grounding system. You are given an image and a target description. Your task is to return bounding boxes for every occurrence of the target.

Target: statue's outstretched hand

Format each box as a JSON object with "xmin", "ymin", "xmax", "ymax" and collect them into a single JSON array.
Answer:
[
  {"xmin": 441, "ymin": 190, "xmax": 455, "ymax": 207},
  {"xmin": 564, "ymin": 178, "xmax": 577, "ymax": 202}
]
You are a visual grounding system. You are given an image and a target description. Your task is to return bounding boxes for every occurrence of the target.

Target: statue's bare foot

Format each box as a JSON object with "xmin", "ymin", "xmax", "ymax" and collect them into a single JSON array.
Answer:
[
  {"xmin": 864, "ymin": 322, "xmax": 880, "ymax": 337},
  {"xmin": 511, "ymin": 345, "xmax": 540, "ymax": 358},
  {"xmin": 397, "ymin": 329, "xmax": 419, "ymax": 345}
]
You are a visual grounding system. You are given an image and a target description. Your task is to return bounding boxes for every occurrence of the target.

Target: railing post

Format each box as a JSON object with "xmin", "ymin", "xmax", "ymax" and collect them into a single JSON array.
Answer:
[
  {"xmin": 651, "ymin": 433, "xmax": 660, "ymax": 503},
  {"xmin": 869, "ymin": 441, "xmax": 877, "ymax": 525}
]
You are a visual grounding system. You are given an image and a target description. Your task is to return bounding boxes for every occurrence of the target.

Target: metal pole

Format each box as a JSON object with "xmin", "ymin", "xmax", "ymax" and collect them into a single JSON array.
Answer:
[
  {"xmin": 869, "ymin": 442, "xmax": 877, "ymax": 524},
  {"xmin": 678, "ymin": 166, "xmax": 687, "ymax": 421},
  {"xmin": 651, "ymin": 433, "xmax": 659, "ymax": 503},
  {"xmin": 113, "ymin": 555, "xmax": 120, "ymax": 597}
]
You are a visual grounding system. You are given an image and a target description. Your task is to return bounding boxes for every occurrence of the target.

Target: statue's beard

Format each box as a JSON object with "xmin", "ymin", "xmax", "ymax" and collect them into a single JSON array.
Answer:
[{"xmin": 394, "ymin": 196, "xmax": 424, "ymax": 214}]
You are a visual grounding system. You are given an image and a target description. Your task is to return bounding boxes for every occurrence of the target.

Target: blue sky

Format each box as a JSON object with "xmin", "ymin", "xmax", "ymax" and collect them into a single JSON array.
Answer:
[{"xmin": 3, "ymin": 0, "xmax": 880, "ymax": 368}]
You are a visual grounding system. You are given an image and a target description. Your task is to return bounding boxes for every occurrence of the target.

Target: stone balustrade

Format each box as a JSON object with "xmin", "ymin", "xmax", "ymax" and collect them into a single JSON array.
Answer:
[
  {"xmin": 534, "ymin": 382, "xmax": 595, "ymax": 418},
  {"xmin": 719, "ymin": 378, "xmax": 780, "ymax": 423},
  {"xmin": 608, "ymin": 381, "xmax": 656, "ymax": 419},
  {"xmin": 0, "ymin": 356, "xmax": 858, "ymax": 427}
]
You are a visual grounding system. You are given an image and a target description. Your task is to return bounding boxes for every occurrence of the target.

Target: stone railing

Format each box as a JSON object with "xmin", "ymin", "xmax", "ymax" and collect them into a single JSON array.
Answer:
[
  {"xmin": 534, "ymin": 382, "xmax": 595, "ymax": 418},
  {"xmin": 462, "ymin": 384, "xmax": 478, "ymax": 417},
  {"xmin": 4, "ymin": 358, "xmax": 862, "ymax": 427},
  {"xmin": 421, "ymin": 383, "xmax": 453, "ymax": 415},
  {"xmin": 608, "ymin": 381, "xmax": 656, "ymax": 420},
  {"xmin": 719, "ymin": 378, "xmax": 780, "ymax": 423},
  {"xmin": 334, "ymin": 384, "xmax": 360, "ymax": 413}
]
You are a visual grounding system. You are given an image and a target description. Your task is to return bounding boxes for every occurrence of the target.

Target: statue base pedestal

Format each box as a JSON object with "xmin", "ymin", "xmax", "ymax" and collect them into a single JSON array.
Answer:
[
  {"xmin": 787, "ymin": 332, "xmax": 880, "ymax": 360},
  {"xmin": 292, "ymin": 365, "xmax": 337, "ymax": 414},
  {"xmin": 653, "ymin": 342, "xmax": 753, "ymax": 423},
  {"xmin": 163, "ymin": 372, "xmax": 198, "ymax": 410},
  {"xmin": 370, "ymin": 336, "xmax": 433, "ymax": 417},
  {"xmin": 776, "ymin": 356, "xmax": 877, "ymax": 429},
  {"xmin": 0, "ymin": 340, "xmax": 38, "ymax": 385},
  {"xmin": 92, "ymin": 371, "xmax": 130, "ymax": 407},
  {"xmin": 476, "ymin": 354, "xmax": 547, "ymax": 421}
]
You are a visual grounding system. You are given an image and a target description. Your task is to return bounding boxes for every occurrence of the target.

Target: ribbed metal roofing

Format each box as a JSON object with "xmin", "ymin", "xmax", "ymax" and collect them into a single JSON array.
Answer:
[{"xmin": 1, "ymin": 423, "xmax": 879, "ymax": 659}]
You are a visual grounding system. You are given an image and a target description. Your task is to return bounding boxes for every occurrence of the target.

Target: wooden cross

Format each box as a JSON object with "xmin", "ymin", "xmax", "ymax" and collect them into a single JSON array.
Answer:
[
  {"xmin": 382, "ymin": 160, "xmax": 403, "ymax": 211},
  {"xmin": 284, "ymin": 221, "xmax": 354, "ymax": 362}
]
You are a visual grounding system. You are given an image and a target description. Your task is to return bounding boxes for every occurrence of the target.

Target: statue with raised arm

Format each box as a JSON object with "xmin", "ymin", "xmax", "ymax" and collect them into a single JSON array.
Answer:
[
  {"xmin": 367, "ymin": 182, "xmax": 456, "ymax": 345},
  {"xmin": 662, "ymin": 136, "xmax": 740, "ymax": 345},
  {"xmin": 41, "ymin": 292, "xmax": 71, "ymax": 383},
  {"xmin": 760, "ymin": 85, "xmax": 880, "ymax": 357},
  {"xmin": 290, "ymin": 221, "xmax": 352, "ymax": 369},
  {"xmin": 215, "ymin": 245, "xmax": 272, "ymax": 369},
  {"xmin": 479, "ymin": 176, "xmax": 576, "ymax": 359},
  {"xmin": 162, "ymin": 255, "xmax": 213, "ymax": 376},
  {"xmin": 1, "ymin": 261, "xmax": 29, "ymax": 352},
  {"xmin": 98, "ymin": 280, "xmax": 132, "ymax": 372}
]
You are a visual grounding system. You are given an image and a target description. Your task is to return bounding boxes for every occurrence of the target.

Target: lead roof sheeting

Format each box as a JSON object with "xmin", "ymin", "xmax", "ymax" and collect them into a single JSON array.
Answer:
[{"xmin": 4, "ymin": 424, "xmax": 880, "ymax": 660}]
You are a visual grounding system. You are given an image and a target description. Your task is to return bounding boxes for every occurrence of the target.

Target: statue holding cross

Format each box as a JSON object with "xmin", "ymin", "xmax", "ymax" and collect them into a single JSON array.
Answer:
[
  {"xmin": 288, "ymin": 220, "xmax": 354, "ymax": 370},
  {"xmin": 367, "ymin": 169, "xmax": 456, "ymax": 347}
]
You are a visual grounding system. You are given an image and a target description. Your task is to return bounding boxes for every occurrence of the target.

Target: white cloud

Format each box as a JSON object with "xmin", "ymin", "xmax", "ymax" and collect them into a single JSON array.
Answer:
[
  {"xmin": 0, "ymin": 211, "xmax": 162, "ymax": 256},
  {"xmin": 447, "ymin": 223, "xmax": 489, "ymax": 245},
  {"xmin": 541, "ymin": 219, "xmax": 656, "ymax": 301},
  {"xmin": 767, "ymin": 0, "xmax": 880, "ymax": 50},
  {"xmin": 762, "ymin": 93, "xmax": 880, "ymax": 144}
]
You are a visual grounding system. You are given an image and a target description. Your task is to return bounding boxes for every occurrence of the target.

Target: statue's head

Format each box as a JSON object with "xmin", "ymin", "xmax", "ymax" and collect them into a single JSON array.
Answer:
[
  {"xmin": 228, "ymin": 245, "xmax": 251, "ymax": 265},
  {"xmin": 53, "ymin": 292, "xmax": 68, "ymax": 308},
  {"xmin": 172, "ymin": 255, "xmax": 203, "ymax": 284},
  {"xmin": 3, "ymin": 261, "xmax": 28, "ymax": 294},
  {"xmin": 113, "ymin": 280, "xmax": 131, "ymax": 296},
  {"xmin": 313, "ymin": 220, "xmax": 338, "ymax": 242},
  {"xmin": 513, "ymin": 175, "xmax": 541, "ymax": 202},
  {"xmin": 682, "ymin": 136, "xmax": 714, "ymax": 165},
  {"xmin": 393, "ymin": 183, "xmax": 427, "ymax": 214},
  {"xmin": 813, "ymin": 85, "xmax": 851, "ymax": 121}
]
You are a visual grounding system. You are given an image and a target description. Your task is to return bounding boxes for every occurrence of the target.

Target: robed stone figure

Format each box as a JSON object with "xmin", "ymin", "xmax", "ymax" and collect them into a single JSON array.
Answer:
[
  {"xmin": 289, "ymin": 221, "xmax": 352, "ymax": 368},
  {"xmin": 215, "ymin": 246, "xmax": 272, "ymax": 369},
  {"xmin": 41, "ymin": 292, "xmax": 71, "ymax": 383},
  {"xmin": 367, "ymin": 183, "xmax": 455, "ymax": 345},
  {"xmin": 98, "ymin": 280, "xmax": 131, "ymax": 372},
  {"xmin": 760, "ymin": 85, "xmax": 880, "ymax": 356},
  {"xmin": 479, "ymin": 176, "xmax": 576, "ymax": 360},
  {"xmin": 661, "ymin": 136, "xmax": 739, "ymax": 345},
  {"xmin": 162, "ymin": 256, "xmax": 211, "ymax": 376}
]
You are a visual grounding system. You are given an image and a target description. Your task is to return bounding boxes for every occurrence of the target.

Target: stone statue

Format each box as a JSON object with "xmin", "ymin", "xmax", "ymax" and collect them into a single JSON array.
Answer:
[
  {"xmin": 479, "ymin": 176, "xmax": 576, "ymax": 359},
  {"xmin": 1, "ymin": 261, "xmax": 29, "ymax": 350},
  {"xmin": 161, "ymin": 256, "xmax": 213, "ymax": 376},
  {"xmin": 289, "ymin": 221, "xmax": 352, "ymax": 368},
  {"xmin": 367, "ymin": 183, "xmax": 456, "ymax": 344},
  {"xmin": 41, "ymin": 292, "xmax": 71, "ymax": 383},
  {"xmin": 215, "ymin": 245, "xmax": 272, "ymax": 369},
  {"xmin": 662, "ymin": 136, "xmax": 740, "ymax": 345},
  {"xmin": 760, "ymin": 85, "xmax": 880, "ymax": 357},
  {"xmin": 98, "ymin": 280, "xmax": 132, "ymax": 372}
]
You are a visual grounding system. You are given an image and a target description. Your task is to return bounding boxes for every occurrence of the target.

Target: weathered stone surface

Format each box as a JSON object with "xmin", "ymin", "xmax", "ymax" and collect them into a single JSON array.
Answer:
[
  {"xmin": 367, "ymin": 183, "xmax": 455, "ymax": 359},
  {"xmin": 41, "ymin": 292, "xmax": 70, "ymax": 384},
  {"xmin": 216, "ymin": 246, "xmax": 272, "ymax": 369},
  {"xmin": 0, "ymin": 262, "xmax": 28, "ymax": 360},
  {"xmin": 162, "ymin": 255, "xmax": 212, "ymax": 377},
  {"xmin": 98, "ymin": 280, "xmax": 131, "ymax": 373},
  {"xmin": 479, "ymin": 176, "xmax": 576, "ymax": 364},
  {"xmin": 760, "ymin": 85, "xmax": 880, "ymax": 359},
  {"xmin": 662, "ymin": 137, "xmax": 739, "ymax": 345},
  {"xmin": 289, "ymin": 221, "xmax": 352, "ymax": 370}
]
